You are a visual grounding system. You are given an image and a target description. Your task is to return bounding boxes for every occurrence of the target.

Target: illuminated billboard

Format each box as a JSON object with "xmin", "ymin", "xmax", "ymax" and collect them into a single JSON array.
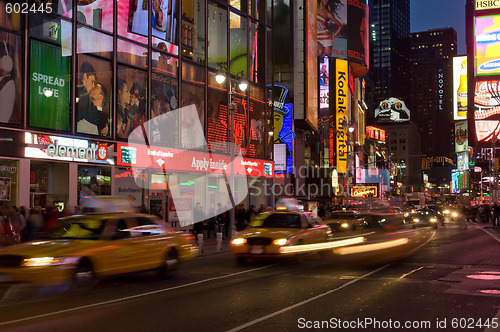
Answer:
[
  {"xmin": 457, "ymin": 152, "xmax": 469, "ymax": 171},
  {"xmin": 270, "ymin": 85, "xmax": 295, "ymax": 174},
  {"xmin": 365, "ymin": 126, "xmax": 386, "ymax": 142},
  {"xmin": 334, "ymin": 59, "xmax": 348, "ymax": 173},
  {"xmin": 453, "ymin": 56, "xmax": 468, "ymax": 120},
  {"xmin": 455, "ymin": 121, "xmax": 468, "ymax": 153},
  {"xmin": 475, "ymin": 0, "xmax": 500, "ymax": 11},
  {"xmin": 347, "ymin": 0, "xmax": 369, "ymax": 77},
  {"xmin": 474, "ymin": 79, "xmax": 500, "ymax": 142},
  {"xmin": 374, "ymin": 98, "xmax": 410, "ymax": 123},
  {"xmin": 306, "ymin": 0, "xmax": 318, "ymax": 131},
  {"xmin": 475, "ymin": 15, "xmax": 500, "ymax": 76}
]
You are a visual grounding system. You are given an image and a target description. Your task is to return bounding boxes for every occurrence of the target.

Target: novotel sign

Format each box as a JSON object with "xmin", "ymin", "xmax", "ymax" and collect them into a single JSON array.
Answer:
[{"xmin": 476, "ymin": 0, "xmax": 500, "ymax": 10}]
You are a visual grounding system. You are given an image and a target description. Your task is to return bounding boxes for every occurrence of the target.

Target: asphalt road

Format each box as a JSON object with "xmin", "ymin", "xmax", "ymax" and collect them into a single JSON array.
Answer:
[{"xmin": 0, "ymin": 223, "xmax": 499, "ymax": 332}]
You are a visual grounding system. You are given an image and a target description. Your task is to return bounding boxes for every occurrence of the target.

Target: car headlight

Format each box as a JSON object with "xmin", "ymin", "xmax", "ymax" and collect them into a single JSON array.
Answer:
[
  {"xmin": 443, "ymin": 210, "xmax": 450, "ymax": 214},
  {"xmin": 340, "ymin": 223, "xmax": 349, "ymax": 228},
  {"xmin": 430, "ymin": 218, "xmax": 437, "ymax": 222},
  {"xmin": 412, "ymin": 218, "xmax": 420, "ymax": 223},
  {"xmin": 452, "ymin": 212, "xmax": 458, "ymax": 217},
  {"xmin": 273, "ymin": 238, "xmax": 288, "ymax": 246},
  {"xmin": 231, "ymin": 238, "xmax": 247, "ymax": 245},
  {"xmin": 404, "ymin": 212, "xmax": 409, "ymax": 217},
  {"xmin": 22, "ymin": 257, "xmax": 63, "ymax": 267}
]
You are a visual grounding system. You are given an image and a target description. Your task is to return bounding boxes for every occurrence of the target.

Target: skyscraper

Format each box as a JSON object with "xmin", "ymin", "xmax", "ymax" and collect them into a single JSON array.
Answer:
[
  {"xmin": 367, "ymin": 0, "xmax": 411, "ymax": 117},
  {"xmin": 409, "ymin": 28, "xmax": 458, "ymax": 159}
]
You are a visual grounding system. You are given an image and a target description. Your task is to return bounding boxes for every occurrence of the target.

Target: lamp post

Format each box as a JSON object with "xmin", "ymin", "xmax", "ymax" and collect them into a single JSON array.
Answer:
[
  {"xmin": 215, "ymin": 65, "xmax": 248, "ymax": 238},
  {"xmin": 345, "ymin": 123, "xmax": 355, "ymax": 200}
]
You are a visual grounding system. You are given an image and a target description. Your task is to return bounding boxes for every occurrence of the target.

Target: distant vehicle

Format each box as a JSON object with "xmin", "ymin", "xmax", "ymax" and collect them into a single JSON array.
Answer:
[
  {"xmin": 323, "ymin": 210, "xmax": 365, "ymax": 232},
  {"xmin": 0, "ymin": 212, "xmax": 198, "ymax": 287},
  {"xmin": 408, "ymin": 208, "xmax": 440, "ymax": 229},
  {"xmin": 405, "ymin": 192, "xmax": 425, "ymax": 210}
]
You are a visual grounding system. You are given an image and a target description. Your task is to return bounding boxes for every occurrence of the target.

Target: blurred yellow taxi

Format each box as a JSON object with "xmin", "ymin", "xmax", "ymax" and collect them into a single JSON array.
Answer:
[
  {"xmin": 0, "ymin": 213, "xmax": 197, "ymax": 287},
  {"xmin": 230, "ymin": 208, "xmax": 335, "ymax": 263}
]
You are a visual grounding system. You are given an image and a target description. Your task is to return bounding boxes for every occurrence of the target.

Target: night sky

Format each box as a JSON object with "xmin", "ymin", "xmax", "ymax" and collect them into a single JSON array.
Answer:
[{"xmin": 411, "ymin": 0, "xmax": 467, "ymax": 54}]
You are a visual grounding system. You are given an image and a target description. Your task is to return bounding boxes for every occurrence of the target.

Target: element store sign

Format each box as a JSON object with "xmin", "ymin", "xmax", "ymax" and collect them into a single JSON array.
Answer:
[{"xmin": 46, "ymin": 140, "xmax": 107, "ymax": 161}]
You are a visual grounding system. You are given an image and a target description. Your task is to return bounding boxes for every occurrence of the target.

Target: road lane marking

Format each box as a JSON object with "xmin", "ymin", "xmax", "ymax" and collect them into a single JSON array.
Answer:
[
  {"xmin": 399, "ymin": 266, "xmax": 424, "ymax": 279},
  {"xmin": 0, "ymin": 264, "xmax": 275, "ymax": 327},
  {"xmin": 227, "ymin": 228, "xmax": 438, "ymax": 332},
  {"xmin": 482, "ymin": 228, "xmax": 500, "ymax": 243},
  {"xmin": 226, "ymin": 264, "xmax": 390, "ymax": 332}
]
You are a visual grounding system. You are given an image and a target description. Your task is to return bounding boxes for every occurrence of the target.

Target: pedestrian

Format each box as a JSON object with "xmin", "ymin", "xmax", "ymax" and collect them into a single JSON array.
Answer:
[
  {"xmin": 493, "ymin": 203, "xmax": 500, "ymax": 227},
  {"xmin": 479, "ymin": 204, "xmax": 488, "ymax": 223},
  {"xmin": 236, "ymin": 204, "xmax": 247, "ymax": 231},
  {"xmin": 246, "ymin": 205, "xmax": 257, "ymax": 225},
  {"xmin": 216, "ymin": 203, "xmax": 226, "ymax": 238},
  {"xmin": 193, "ymin": 202, "xmax": 205, "ymax": 236}
]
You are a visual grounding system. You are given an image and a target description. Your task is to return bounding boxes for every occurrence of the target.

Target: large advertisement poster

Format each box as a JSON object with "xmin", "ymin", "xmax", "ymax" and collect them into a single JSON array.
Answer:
[
  {"xmin": 271, "ymin": 85, "xmax": 294, "ymax": 174},
  {"xmin": 0, "ymin": 31, "xmax": 22, "ymax": 125},
  {"xmin": 317, "ymin": 0, "xmax": 347, "ymax": 59},
  {"xmin": 29, "ymin": 40, "xmax": 70, "ymax": 131},
  {"xmin": 76, "ymin": 55, "xmax": 112, "ymax": 137},
  {"xmin": 306, "ymin": 0, "xmax": 318, "ymax": 131},
  {"xmin": 475, "ymin": 15, "xmax": 500, "ymax": 76},
  {"xmin": 335, "ymin": 59, "xmax": 348, "ymax": 174},
  {"xmin": 453, "ymin": 56, "xmax": 468, "ymax": 120},
  {"xmin": 474, "ymin": 79, "xmax": 500, "ymax": 143},
  {"xmin": 116, "ymin": 66, "xmax": 148, "ymax": 140},
  {"xmin": 455, "ymin": 121, "xmax": 468, "ymax": 153},
  {"xmin": 347, "ymin": 0, "xmax": 369, "ymax": 76},
  {"xmin": 374, "ymin": 97, "xmax": 410, "ymax": 123}
]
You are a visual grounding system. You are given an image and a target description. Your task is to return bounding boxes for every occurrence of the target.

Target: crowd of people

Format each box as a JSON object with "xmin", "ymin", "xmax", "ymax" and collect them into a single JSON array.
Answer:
[
  {"xmin": 464, "ymin": 203, "xmax": 500, "ymax": 226},
  {"xmin": 0, "ymin": 205, "xmax": 63, "ymax": 246}
]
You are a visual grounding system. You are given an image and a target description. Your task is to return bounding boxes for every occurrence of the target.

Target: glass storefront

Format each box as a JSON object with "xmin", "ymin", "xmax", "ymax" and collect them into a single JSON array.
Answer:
[{"xmin": 1, "ymin": 0, "xmax": 275, "ymax": 210}]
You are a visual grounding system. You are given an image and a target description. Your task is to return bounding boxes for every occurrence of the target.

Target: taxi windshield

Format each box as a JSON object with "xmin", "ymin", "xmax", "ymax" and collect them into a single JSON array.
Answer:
[
  {"xmin": 46, "ymin": 217, "xmax": 107, "ymax": 240},
  {"xmin": 249, "ymin": 213, "xmax": 301, "ymax": 228}
]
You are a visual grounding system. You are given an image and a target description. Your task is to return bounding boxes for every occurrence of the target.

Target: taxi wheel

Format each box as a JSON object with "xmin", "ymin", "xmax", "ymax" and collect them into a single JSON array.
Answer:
[
  {"xmin": 71, "ymin": 260, "xmax": 96, "ymax": 291},
  {"xmin": 159, "ymin": 248, "xmax": 178, "ymax": 279}
]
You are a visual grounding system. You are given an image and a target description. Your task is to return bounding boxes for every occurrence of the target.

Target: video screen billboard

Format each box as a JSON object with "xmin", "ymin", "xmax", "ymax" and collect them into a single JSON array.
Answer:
[
  {"xmin": 475, "ymin": 15, "xmax": 500, "ymax": 76},
  {"xmin": 453, "ymin": 56, "xmax": 468, "ymax": 120},
  {"xmin": 306, "ymin": 0, "xmax": 318, "ymax": 130},
  {"xmin": 347, "ymin": 0, "xmax": 369, "ymax": 76}
]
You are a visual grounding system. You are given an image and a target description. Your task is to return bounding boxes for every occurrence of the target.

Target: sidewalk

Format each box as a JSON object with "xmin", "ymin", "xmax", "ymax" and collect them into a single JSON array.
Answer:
[{"xmin": 193, "ymin": 233, "xmax": 232, "ymax": 257}]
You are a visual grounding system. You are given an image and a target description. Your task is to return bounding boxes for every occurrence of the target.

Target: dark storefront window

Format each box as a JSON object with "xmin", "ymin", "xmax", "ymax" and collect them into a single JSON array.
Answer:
[
  {"xmin": 77, "ymin": 0, "xmax": 114, "ymax": 33},
  {"xmin": 181, "ymin": 61, "xmax": 206, "ymax": 148},
  {"xmin": 77, "ymin": 165, "xmax": 111, "ymax": 205},
  {"xmin": 77, "ymin": 26, "xmax": 113, "ymax": 59},
  {"xmin": 181, "ymin": 0, "xmax": 206, "ymax": 64},
  {"xmin": 229, "ymin": 11, "xmax": 247, "ymax": 77},
  {"xmin": 0, "ymin": 0, "xmax": 23, "ymax": 31},
  {"xmin": 117, "ymin": 38, "xmax": 148, "ymax": 69},
  {"xmin": 207, "ymin": 75, "xmax": 228, "ymax": 154},
  {"xmin": 207, "ymin": 1, "xmax": 227, "ymax": 71}
]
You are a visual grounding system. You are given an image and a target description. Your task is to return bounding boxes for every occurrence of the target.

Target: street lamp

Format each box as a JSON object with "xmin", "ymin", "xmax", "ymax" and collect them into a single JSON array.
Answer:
[{"xmin": 214, "ymin": 64, "xmax": 248, "ymax": 238}]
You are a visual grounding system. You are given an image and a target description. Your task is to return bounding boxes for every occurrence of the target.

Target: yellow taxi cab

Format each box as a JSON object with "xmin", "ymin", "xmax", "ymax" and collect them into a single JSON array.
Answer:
[
  {"xmin": 0, "ymin": 211, "xmax": 198, "ymax": 287},
  {"xmin": 230, "ymin": 204, "xmax": 334, "ymax": 264}
]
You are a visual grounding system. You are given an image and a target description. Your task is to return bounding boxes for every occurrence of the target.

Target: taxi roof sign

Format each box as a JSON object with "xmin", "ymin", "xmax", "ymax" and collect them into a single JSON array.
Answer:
[
  {"xmin": 80, "ymin": 196, "xmax": 137, "ymax": 214},
  {"xmin": 275, "ymin": 198, "xmax": 299, "ymax": 211}
]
